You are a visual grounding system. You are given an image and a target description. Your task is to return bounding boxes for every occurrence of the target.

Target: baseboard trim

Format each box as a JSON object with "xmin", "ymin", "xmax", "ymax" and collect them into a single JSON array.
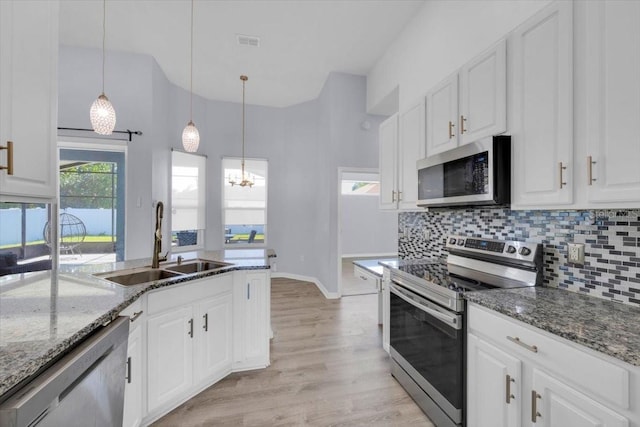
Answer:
[{"xmin": 271, "ymin": 272, "xmax": 340, "ymax": 299}]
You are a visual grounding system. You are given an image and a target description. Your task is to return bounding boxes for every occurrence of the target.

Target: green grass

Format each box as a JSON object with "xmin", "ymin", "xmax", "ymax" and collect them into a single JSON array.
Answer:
[{"xmin": 0, "ymin": 235, "xmax": 116, "ymax": 249}]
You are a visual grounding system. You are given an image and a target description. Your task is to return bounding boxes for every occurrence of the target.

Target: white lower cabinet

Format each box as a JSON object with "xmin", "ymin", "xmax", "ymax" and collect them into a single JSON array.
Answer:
[
  {"xmin": 467, "ymin": 303, "xmax": 638, "ymax": 427},
  {"xmin": 381, "ymin": 268, "xmax": 390, "ymax": 353},
  {"xmin": 197, "ymin": 293, "xmax": 233, "ymax": 381},
  {"xmin": 147, "ymin": 305, "xmax": 194, "ymax": 413},
  {"xmin": 121, "ymin": 299, "xmax": 145, "ymax": 427},
  {"xmin": 233, "ymin": 271, "xmax": 271, "ymax": 370},
  {"xmin": 467, "ymin": 333, "xmax": 521, "ymax": 427}
]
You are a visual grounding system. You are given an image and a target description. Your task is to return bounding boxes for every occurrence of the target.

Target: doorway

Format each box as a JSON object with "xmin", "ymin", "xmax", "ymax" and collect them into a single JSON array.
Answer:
[
  {"xmin": 337, "ymin": 168, "xmax": 397, "ymax": 297},
  {"xmin": 59, "ymin": 149, "xmax": 125, "ymax": 262}
]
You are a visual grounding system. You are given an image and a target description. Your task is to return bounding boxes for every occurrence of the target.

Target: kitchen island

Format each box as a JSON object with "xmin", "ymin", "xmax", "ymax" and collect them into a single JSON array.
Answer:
[{"xmin": 0, "ymin": 249, "xmax": 274, "ymax": 400}]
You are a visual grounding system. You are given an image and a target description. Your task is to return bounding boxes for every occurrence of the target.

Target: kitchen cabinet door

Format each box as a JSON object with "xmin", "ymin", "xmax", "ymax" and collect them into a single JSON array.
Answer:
[
  {"xmin": 509, "ymin": 1, "xmax": 573, "ymax": 208},
  {"xmin": 426, "ymin": 74, "xmax": 458, "ymax": 156},
  {"xmin": 0, "ymin": 0, "xmax": 58, "ymax": 199},
  {"xmin": 233, "ymin": 271, "xmax": 270, "ymax": 370},
  {"xmin": 398, "ymin": 102, "xmax": 425, "ymax": 210},
  {"xmin": 196, "ymin": 291, "xmax": 233, "ymax": 382},
  {"xmin": 123, "ymin": 322, "xmax": 143, "ymax": 427},
  {"xmin": 531, "ymin": 369, "xmax": 628, "ymax": 427},
  {"xmin": 467, "ymin": 333, "xmax": 521, "ymax": 427},
  {"xmin": 460, "ymin": 39, "xmax": 506, "ymax": 146},
  {"xmin": 379, "ymin": 114, "xmax": 399, "ymax": 210},
  {"xmin": 146, "ymin": 306, "xmax": 194, "ymax": 414},
  {"xmin": 585, "ymin": 1, "xmax": 640, "ymax": 205}
]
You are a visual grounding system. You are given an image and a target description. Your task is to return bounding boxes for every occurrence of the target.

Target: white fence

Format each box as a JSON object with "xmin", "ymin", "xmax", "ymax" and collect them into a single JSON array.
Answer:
[{"xmin": 0, "ymin": 208, "xmax": 115, "ymax": 246}]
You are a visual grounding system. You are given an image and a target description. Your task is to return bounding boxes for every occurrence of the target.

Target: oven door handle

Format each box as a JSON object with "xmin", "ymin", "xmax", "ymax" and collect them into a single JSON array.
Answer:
[{"xmin": 390, "ymin": 284, "xmax": 462, "ymax": 330}]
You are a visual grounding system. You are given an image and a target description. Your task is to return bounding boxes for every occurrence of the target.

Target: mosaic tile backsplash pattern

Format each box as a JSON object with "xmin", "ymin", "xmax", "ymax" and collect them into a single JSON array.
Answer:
[{"xmin": 398, "ymin": 209, "xmax": 640, "ymax": 306}]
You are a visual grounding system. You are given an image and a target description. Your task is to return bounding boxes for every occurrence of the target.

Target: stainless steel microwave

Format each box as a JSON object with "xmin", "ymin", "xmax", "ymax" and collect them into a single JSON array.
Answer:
[{"xmin": 416, "ymin": 136, "xmax": 510, "ymax": 208}]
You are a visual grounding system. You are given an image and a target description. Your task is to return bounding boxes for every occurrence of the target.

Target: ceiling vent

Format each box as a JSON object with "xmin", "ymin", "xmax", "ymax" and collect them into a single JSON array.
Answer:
[{"xmin": 237, "ymin": 34, "xmax": 261, "ymax": 48}]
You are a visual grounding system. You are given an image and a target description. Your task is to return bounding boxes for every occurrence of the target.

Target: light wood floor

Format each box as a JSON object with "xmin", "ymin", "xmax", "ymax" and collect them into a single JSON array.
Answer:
[{"xmin": 153, "ymin": 278, "xmax": 433, "ymax": 426}]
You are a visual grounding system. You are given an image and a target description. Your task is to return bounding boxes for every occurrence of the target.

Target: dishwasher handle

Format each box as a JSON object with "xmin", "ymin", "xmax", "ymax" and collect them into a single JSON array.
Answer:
[{"xmin": 0, "ymin": 317, "xmax": 130, "ymax": 427}]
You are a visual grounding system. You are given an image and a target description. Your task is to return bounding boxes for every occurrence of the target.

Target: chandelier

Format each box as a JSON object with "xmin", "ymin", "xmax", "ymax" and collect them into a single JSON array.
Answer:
[
  {"xmin": 228, "ymin": 75, "xmax": 254, "ymax": 187},
  {"xmin": 181, "ymin": 0, "xmax": 200, "ymax": 152},
  {"xmin": 90, "ymin": 0, "xmax": 116, "ymax": 135}
]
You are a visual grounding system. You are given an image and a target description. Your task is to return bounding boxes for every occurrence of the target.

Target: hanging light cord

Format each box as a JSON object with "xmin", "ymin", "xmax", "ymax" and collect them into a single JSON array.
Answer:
[
  {"xmin": 241, "ymin": 76, "xmax": 246, "ymax": 177},
  {"xmin": 189, "ymin": 0, "xmax": 194, "ymax": 121},
  {"xmin": 101, "ymin": 0, "xmax": 106, "ymax": 94}
]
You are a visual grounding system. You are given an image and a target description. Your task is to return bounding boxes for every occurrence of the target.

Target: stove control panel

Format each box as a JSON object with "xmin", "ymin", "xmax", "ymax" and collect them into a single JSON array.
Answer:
[{"xmin": 446, "ymin": 235, "xmax": 540, "ymax": 263}]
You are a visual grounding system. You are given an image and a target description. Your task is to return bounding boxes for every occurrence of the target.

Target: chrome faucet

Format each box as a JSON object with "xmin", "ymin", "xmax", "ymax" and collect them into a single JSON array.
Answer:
[{"xmin": 152, "ymin": 201, "xmax": 167, "ymax": 268}]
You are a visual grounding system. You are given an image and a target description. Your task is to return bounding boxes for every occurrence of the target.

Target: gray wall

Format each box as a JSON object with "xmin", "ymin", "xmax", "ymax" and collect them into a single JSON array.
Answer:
[
  {"xmin": 341, "ymin": 195, "xmax": 397, "ymax": 256},
  {"xmin": 58, "ymin": 46, "xmax": 384, "ymax": 293}
]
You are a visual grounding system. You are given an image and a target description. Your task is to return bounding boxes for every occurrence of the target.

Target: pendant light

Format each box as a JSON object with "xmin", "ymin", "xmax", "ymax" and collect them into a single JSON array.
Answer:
[
  {"xmin": 228, "ymin": 76, "xmax": 254, "ymax": 188},
  {"xmin": 181, "ymin": 0, "xmax": 200, "ymax": 152},
  {"xmin": 90, "ymin": 0, "xmax": 116, "ymax": 135}
]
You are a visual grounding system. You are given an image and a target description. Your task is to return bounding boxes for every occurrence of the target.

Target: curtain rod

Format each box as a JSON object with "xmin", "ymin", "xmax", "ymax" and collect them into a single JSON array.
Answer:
[{"xmin": 57, "ymin": 127, "xmax": 143, "ymax": 142}]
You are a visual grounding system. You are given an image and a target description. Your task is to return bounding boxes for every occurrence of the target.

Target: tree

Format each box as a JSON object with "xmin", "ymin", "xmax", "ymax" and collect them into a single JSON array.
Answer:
[{"xmin": 59, "ymin": 162, "xmax": 117, "ymax": 209}]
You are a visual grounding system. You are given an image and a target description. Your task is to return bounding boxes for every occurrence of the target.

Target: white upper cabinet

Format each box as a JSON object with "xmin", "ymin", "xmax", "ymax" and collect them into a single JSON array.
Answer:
[
  {"xmin": 0, "ymin": 0, "xmax": 58, "ymax": 200},
  {"xmin": 379, "ymin": 114, "xmax": 399, "ymax": 210},
  {"xmin": 426, "ymin": 39, "xmax": 507, "ymax": 158},
  {"xmin": 398, "ymin": 101, "xmax": 425, "ymax": 210},
  {"xmin": 460, "ymin": 39, "xmax": 507, "ymax": 145},
  {"xmin": 585, "ymin": 1, "xmax": 640, "ymax": 205},
  {"xmin": 509, "ymin": 1, "xmax": 573, "ymax": 208},
  {"xmin": 426, "ymin": 74, "xmax": 459, "ymax": 156}
]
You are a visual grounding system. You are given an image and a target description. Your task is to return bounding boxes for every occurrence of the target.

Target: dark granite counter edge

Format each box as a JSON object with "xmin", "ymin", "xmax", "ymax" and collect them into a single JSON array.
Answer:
[
  {"xmin": 0, "ymin": 263, "xmax": 270, "ymax": 398},
  {"xmin": 465, "ymin": 292, "xmax": 640, "ymax": 367}
]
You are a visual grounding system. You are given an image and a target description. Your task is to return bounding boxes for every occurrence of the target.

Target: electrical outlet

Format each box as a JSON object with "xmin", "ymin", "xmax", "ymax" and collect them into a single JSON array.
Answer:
[{"xmin": 567, "ymin": 243, "xmax": 585, "ymax": 265}]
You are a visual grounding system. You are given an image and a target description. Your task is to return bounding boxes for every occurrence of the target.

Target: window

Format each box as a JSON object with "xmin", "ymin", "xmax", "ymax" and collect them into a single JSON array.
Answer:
[
  {"xmin": 223, "ymin": 158, "xmax": 267, "ymax": 246},
  {"xmin": 341, "ymin": 172, "xmax": 380, "ymax": 196},
  {"xmin": 172, "ymin": 151, "xmax": 206, "ymax": 249}
]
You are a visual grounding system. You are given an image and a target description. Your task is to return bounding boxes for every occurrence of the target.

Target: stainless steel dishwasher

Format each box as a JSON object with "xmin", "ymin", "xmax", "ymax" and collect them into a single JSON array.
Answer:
[{"xmin": 0, "ymin": 316, "xmax": 129, "ymax": 427}]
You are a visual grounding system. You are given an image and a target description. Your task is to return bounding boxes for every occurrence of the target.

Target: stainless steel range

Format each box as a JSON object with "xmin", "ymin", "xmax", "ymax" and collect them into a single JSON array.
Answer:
[{"xmin": 388, "ymin": 235, "xmax": 542, "ymax": 427}]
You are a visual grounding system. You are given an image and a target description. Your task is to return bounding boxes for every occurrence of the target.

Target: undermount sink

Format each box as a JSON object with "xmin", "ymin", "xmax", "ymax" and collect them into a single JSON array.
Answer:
[
  {"xmin": 98, "ymin": 268, "xmax": 183, "ymax": 286},
  {"xmin": 164, "ymin": 260, "xmax": 231, "ymax": 274}
]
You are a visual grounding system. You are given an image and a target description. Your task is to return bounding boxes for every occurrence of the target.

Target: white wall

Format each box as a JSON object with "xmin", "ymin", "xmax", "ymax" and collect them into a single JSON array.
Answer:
[
  {"xmin": 366, "ymin": 0, "xmax": 552, "ymax": 114},
  {"xmin": 340, "ymin": 195, "xmax": 397, "ymax": 256},
  {"xmin": 58, "ymin": 46, "xmax": 384, "ymax": 294}
]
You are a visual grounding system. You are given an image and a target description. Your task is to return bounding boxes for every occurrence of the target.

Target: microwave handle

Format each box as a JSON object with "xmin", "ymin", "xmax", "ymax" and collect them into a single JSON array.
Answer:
[{"xmin": 390, "ymin": 284, "xmax": 461, "ymax": 329}]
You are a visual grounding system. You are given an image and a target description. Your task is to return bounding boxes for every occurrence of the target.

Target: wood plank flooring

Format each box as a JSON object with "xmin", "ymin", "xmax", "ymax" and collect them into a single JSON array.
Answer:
[{"xmin": 152, "ymin": 278, "xmax": 433, "ymax": 426}]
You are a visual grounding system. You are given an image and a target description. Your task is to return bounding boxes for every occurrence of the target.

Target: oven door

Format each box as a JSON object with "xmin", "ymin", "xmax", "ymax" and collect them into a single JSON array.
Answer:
[{"xmin": 389, "ymin": 283, "xmax": 464, "ymax": 424}]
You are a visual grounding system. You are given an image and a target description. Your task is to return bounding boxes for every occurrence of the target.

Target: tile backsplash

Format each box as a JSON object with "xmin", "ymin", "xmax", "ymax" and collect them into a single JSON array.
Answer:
[{"xmin": 399, "ymin": 208, "xmax": 640, "ymax": 306}]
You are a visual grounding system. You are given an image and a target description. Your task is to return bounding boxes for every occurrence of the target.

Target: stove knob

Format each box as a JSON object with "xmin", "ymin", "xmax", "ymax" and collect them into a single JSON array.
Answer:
[
  {"xmin": 519, "ymin": 247, "xmax": 532, "ymax": 256},
  {"xmin": 507, "ymin": 245, "xmax": 517, "ymax": 254},
  {"xmin": 449, "ymin": 238, "xmax": 456, "ymax": 245},
  {"xmin": 457, "ymin": 239, "xmax": 465, "ymax": 246}
]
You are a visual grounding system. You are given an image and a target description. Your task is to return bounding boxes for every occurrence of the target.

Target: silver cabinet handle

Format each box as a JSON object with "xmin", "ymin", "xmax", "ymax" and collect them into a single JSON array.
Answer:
[
  {"xmin": 397, "ymin": 190, "xmax": 402, "ymax": 201},
  {"xmin": 359, "ymin": 275, "xmax": 368, "ymax": 281},
  {"xmin": 247, "ymin": 283, "xmax": 250, "ymax": 300},
  {"xmin": 126, "ymin": 356, "xmax": 132, "ymax": 384},
  {"xmin": 559, "ymin": 162, "xmax": 567, "ymax": 189},
  {"xmin": 506, "ymin": 374, "xmax": 515, "ymax": 404},
  {"xmin": 391, "ymin": 190, "xmax": 396, "ymax": 202},
  {"xmin": 188, "ymin": 318, "xmax": 194, "ymax": 338},
  {"xmin": 203, "ymin": 313, "xmax": 208, "ymax": 332},
  {"xmin": 130, "ymin": 310, "xmax": 143, "ymax": 323},
  {"xmin": 587, "ymin": 155, "xmax": 596, "ymax": 185},
  {"xmin": 531, "ymin": 390, "xmax": 541, "ymax": 422},
  {"xmin": 507, "ymin": 336, "xmax": 538, "ymax": 353}
]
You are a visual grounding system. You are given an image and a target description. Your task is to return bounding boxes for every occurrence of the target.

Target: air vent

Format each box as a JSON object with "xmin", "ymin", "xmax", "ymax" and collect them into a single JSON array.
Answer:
[{"xmin": 237, "ymin": 34, "xmax": 260, "ymax": 47}]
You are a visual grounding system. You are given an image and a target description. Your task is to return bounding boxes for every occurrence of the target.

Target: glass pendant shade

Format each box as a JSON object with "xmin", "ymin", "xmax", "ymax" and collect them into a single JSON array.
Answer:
[
  {"xmin": 182, "ymin": 120, "xmax": 200, "ymax": 152},
  {"xmin": 90, "ymin": 93, "xmax": 116, "ymax": 135}
]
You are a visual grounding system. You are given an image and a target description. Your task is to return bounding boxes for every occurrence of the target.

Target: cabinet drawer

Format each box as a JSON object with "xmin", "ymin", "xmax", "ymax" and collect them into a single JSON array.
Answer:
[
  {"xmin": 468, "ymin": 304, "xmax": 629, "ymax": 409},
  {"xmin": 120, "ymin": 297, "xmax": 143, "ymax": 320},
  {"xmin": 353, "ymin": 265, "xmax": 378, "ymax": 283},
  {"xmin": 147, "ymin": 274, "xmax": 233, "ymax": 315}
]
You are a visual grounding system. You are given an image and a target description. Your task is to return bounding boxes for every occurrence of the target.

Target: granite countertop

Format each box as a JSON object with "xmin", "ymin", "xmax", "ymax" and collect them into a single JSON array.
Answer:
[
  {"xmin": 465, "ymin": 287, "xmax": 640, "ymax": 367},
  {"xmin": 352, "ymin": 258, "xmax": 398, "ymax": 277},
  {"xmin": 0, "ymin": 249, "xmax": 274, "ymax": 398}
]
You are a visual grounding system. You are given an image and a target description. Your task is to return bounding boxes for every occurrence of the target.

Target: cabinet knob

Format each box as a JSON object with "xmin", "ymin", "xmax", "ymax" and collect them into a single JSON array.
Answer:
[{"xmin": 0, "ymin": 141, "xmax": 14, "ymax": 175}]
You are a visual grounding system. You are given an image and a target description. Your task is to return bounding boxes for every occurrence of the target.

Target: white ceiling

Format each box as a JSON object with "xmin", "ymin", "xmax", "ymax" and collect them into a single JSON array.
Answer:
[{"xmin": 59, "ymin": 0, "xmax": 425, "ymax": 108}]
